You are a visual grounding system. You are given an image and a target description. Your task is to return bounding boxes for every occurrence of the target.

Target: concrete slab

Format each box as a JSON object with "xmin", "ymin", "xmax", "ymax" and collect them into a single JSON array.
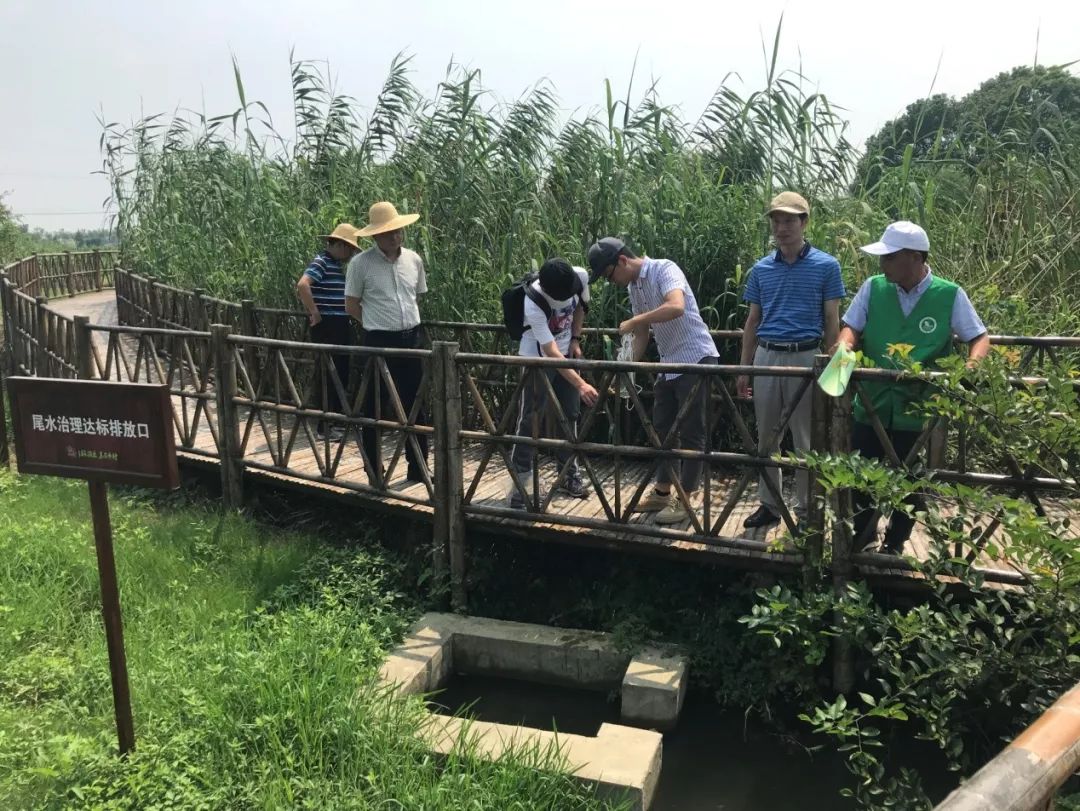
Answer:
[
  {"xmin": 421, "ymin": 715, "xmax": 662, "ymax": 811},
  {"xmin": 378, "ymin": 612, "xmax": 688, "ymax": 810},
  {"xmin": 621, "ymin": 648, "xmax": 688, "ymax": 731}
]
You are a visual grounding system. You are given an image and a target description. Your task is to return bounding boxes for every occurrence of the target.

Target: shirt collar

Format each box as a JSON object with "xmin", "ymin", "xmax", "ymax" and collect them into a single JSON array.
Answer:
[
  {"xmin": 631, "ymin": 256, "xmax": 653, "ymax": 287},
  {"xmin": 898, "ymin": 267, "xmax": 933, "ymax": 296},
  {"xmin": 773, "ymin": 241, "xmax": 812, "ymax": 264}
]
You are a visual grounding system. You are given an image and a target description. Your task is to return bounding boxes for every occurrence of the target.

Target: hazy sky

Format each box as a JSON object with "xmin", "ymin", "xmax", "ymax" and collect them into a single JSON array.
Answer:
[{"xmin": 3, "ymin": 0, "xmax": 1078, "ymax": 232}]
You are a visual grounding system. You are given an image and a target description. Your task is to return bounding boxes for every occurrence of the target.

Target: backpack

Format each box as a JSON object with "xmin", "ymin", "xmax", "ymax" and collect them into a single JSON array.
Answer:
[{"xmin": 500, "ymin": 273, "xmax": 585, "ymax": 341}]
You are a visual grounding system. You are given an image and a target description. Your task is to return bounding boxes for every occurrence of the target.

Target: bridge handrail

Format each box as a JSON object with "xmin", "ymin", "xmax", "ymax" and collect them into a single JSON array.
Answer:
[{"xmin": 935, "ymin": 680, "xmax": 1080, "ymax": 810}]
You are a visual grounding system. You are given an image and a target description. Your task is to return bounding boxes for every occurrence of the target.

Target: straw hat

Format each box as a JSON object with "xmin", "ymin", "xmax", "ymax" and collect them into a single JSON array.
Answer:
[
  {"xmin": 319, "ymin": 223, "xmax": 361, "ymax": 249},
  {"xmin": 355, "ymin": 201, "xmax": 421, "ymax": 237}
]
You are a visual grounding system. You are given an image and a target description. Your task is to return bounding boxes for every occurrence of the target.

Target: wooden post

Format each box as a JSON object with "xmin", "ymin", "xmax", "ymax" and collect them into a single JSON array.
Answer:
[
  {"xmin": 65, "ymin": 251, "xmax": 74, "ymax": 297},
  {"xmin": 240, "ymin": 300, "xmax": 258, "ymax": 391},
  {"xmin": 928, "ymin": 421, "xmax": 947, "ymax": 469},
  {"xmin": 74, "ymin": 315, "xmax": 94, "ymax": 380},
  {"xmin": 804, "ymin": 354, "xmax": 830, "ymax": 586},
  {"xmin": 93, "ymin": 249, "xmax": 103, "ymax": 291},
  {"xmin": 432, "ymin": 341, "xmax": 466, "ymax": 612},
  {"xmin": 211, "ymin": 324, "xmax": 243, "ymax": 508},
  {"xmin": 0, "ymin": 369, "xmax": 9, "ymax": 468},
  {"xmin": 88, "ymin": 480, "xmax": 136, "ymax": 756},
  {"xmin": 444, "ymin": 342, "xmax": 466, "ymax": 613},
  {"xmin": 830, "ymin": 372, "xmax": 856, "ymax": 695},
  {"xmin": 147, "ymin": 282, "xmax": 161, "ymax": 330},
  {"xmin": 192, "ymin": 288, "xmax": 208, "ymax": 332},
  {"xmin": 431, "ymin": 343, "xmax": 450, "ymax": 601},
  {"xmin": 34, "ymin": 296, "xmax": 49, "ymax": 375}
]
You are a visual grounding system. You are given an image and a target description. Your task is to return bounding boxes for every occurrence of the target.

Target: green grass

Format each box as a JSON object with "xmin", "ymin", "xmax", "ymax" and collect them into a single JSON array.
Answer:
[{"xmin": 0, "ymin": 471, "xmax": 621, "ymax": 809}]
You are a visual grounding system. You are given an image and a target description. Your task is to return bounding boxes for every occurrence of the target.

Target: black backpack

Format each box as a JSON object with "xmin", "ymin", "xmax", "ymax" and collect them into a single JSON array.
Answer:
[{"xmin": 500, "ymin": 273, "xmax": 585, "ymax": 341}]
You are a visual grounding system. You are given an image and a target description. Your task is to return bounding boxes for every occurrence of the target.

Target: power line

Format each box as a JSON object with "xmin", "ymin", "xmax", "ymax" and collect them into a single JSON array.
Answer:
[{"xmin": 14, "ymin": 211, "xmax": 116, "ymax": 216}]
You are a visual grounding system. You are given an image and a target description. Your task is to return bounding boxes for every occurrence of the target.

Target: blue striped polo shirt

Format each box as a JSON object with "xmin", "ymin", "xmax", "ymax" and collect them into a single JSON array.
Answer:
[
  {"xmin": 303, "ymin": 251, "xmax": 347, "ymax": 317},
  {"xmin": 743, "ymin": 243, "xmax": 846, "ymax": 341}
]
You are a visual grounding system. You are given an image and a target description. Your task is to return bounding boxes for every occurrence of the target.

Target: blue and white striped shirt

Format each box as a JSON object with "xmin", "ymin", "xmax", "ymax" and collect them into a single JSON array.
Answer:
[
  {"xmin": 302, "ymin": 251, "xmax": 347, "ymax": 317},
  {"xmin": 744, "ymin": 243, "xmax": 846, "ymax": 341},
  {"xmin": 628, "ymin": 257, "xmax": 718, "ymax": 379}
]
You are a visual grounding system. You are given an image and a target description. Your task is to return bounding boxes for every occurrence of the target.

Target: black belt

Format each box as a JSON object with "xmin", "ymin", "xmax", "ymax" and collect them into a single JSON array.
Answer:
[
  {"xmin": 367, "ymin": 326, "xmax": 419, "ymax": 337},
  {"xmin": 757, "ymin": 338, "xmax": 820, "ymax": 352}
]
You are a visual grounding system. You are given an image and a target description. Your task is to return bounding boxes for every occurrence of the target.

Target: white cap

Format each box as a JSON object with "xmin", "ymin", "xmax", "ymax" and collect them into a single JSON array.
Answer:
[{"xmin": 860, "ymin": 221, "xmax": 930, "ymax": 255}]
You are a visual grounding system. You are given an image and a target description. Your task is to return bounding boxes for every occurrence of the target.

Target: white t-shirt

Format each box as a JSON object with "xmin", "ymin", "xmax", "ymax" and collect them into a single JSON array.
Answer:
[{"xmin": 518, "ymin": 266, "xmax": 590, "ymax": 357}]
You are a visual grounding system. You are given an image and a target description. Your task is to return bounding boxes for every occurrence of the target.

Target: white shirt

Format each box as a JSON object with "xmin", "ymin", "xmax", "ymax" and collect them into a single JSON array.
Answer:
[
  {"xmin": 518, "ymin": 267, "xmax": 590, "ymax": 357},
  {"xmin": 345, "ymin": 246, "xmax": 427, "ymax": 331},
  {"xmin": 627, "ymin": 257, "xmax": 718, "ymax": 378}
]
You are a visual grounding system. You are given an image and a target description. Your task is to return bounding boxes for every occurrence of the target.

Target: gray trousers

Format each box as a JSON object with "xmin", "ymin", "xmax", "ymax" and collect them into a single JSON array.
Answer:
[
  {"xmin": 653, "ymin": 356, "xmax": 718, "ymax": 494},
  {"xmin": 510, "ymin": 368, "xmax": 582, "ymax": 476},
  {"xmin": 753, "ymin": 345, "xmax": 816, "ymax": 515}
]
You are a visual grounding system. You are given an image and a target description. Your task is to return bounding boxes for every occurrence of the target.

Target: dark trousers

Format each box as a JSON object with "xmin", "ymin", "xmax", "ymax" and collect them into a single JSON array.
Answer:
[
  {"xmin": 652, "ymin": 356, "xmax": 718, "ymax": 494},
  {"xmin": 309, "ymin": 316, "xmax": 353, "ymax": 430},
  {"xmin": 852, "ymin": 421, "xmax": 927, "ymax": 551},
  {"xmin": 510, "ymin": 368, "xmax": 582, "ymax": 477},
  {"xmin": 362, "ymin": 327, "xmax": 428, "ymax": 481}
]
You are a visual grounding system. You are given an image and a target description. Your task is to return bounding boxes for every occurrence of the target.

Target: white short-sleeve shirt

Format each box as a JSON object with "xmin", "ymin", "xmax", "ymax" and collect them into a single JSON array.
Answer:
[{"xmin": 518, "ymin": 267, "xmax": 590, "ymax": 357}]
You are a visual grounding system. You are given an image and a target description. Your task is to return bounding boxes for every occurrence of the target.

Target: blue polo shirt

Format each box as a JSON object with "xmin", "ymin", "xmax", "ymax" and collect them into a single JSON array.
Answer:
[
  {"xmin": 303, "ymin": 251, "xmax": 347, "ymax": 317},
  {"xmin": 743, "ymin": 243, "xmax": 846, "ymax": 341}
]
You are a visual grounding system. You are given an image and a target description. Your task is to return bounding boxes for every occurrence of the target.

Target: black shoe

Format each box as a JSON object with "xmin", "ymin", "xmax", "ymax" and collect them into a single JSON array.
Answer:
[
  {"xmin": 406, "ymin": 467, "xmax": 426, "ymax": 483},
  {"xmin": 553, "ymin": 473, "xmax": 589, "ymax": 499},
  {"xmin": 744, "ymin": 505, "xmax": 780, "ymax": 529}
]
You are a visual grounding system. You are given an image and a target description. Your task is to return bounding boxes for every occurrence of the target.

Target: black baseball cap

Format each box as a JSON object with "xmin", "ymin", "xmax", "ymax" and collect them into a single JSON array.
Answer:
[
  {"xmin": 538, "ymin": 257, "xmax": 577, "ymax": 301},
  {"xmin": 587, "ymin": 237, "xmax": 626, "ymax": 282}
]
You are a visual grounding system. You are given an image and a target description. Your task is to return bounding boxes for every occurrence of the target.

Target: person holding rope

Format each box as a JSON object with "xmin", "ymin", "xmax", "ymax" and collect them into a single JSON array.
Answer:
[
  {"xmin": 836, "ymin": 221, "xmax": 989, "ymax": 554},
  {"xmin": 504, "ymin": 258, "xmax": 598, "ymax": 509},
  {"xmin": 588, "ymin": 237, "xmax": 719, "ymax": 525}
]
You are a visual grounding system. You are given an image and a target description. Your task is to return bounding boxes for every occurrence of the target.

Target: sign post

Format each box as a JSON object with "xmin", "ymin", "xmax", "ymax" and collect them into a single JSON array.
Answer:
[{"xmin": 7, "ymin": 377, "xmax": 179, "ymax": 756}]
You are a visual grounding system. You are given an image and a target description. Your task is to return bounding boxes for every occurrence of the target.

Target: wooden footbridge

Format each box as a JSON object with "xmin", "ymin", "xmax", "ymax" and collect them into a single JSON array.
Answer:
[{"xmin": 3, "ymin": 252, "xmax": 1078, "ymax": 613}]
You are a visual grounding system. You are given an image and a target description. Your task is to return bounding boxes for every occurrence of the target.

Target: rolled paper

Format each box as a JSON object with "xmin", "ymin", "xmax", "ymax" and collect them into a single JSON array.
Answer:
[{"xmin": 817, "ymin": 345, "xmax": 857, "ymax": 397}]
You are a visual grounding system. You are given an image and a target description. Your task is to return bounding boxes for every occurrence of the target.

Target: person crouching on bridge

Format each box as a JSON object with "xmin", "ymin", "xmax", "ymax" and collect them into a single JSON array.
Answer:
[
  {"xmin": 345, "ymin": 202, "xmax": 429, "ymax": 484},
  {"xmin": 587, "ymin": 237, "xmax": 719, "ymax": 525},
  {"xmin": 506, "ymin": 258, "xmax": 599, "ymax": 509},
  {"xmin": 737, "ymin": 192, "xmax": 845, "ymax": 531},
  {"xmin": 296, "ymin": 223, "xmax": 360, "ymax": 439},
  {"xmin": 836, "ymin": 221, "xmax": 990, "ymax": 555}
]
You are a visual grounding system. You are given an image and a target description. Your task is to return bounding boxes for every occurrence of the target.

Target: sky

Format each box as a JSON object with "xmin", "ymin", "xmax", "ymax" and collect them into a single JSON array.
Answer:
[{"xmin": 2, "ymin": 0, "xmax": 1079, "ymax": 232}]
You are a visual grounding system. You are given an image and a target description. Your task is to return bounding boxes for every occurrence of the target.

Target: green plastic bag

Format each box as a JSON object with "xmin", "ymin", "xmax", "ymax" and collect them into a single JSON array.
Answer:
[{"xmin": 817, "ymin": 345, "xmax": 857, "ymax": 397}]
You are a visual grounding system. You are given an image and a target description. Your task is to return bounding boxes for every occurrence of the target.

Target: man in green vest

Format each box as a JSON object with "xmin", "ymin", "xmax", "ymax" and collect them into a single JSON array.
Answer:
[{"xmin": 836, "ymin": 221, "xmax": 990, "ymax": 554}]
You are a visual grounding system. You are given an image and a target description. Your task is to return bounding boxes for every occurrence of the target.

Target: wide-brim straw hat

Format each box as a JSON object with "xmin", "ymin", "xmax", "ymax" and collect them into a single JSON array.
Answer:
[
  {"xmin": 318, "ymin": 223, "xmax": 361, "ymax": 250},
  {"xmin": 355, "ymin": 201, "xmax": 421, "ymax": 237}
]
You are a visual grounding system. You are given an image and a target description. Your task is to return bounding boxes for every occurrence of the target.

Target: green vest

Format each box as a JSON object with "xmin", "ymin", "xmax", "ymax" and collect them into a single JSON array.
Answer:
[{"xmin": 853, "ymin": 274, "xmax": 958, "ymax": 432}]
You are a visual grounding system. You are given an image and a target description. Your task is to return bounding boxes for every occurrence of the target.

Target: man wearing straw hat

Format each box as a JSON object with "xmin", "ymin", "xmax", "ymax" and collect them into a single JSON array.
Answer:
[
  {"xmin": 345, "ymin": 202, "xmax": 429, "ymax": 483},
  {"xmin": 837, "ymin": 220, "xmax": 989, "ymax": 555},
  {"xmin": 737, "ymin": 191, "xmax": 845, "ymax": 531},
  {"xmin": 297, "ymin": 222, "xmax": 360, "ymax": 439}
]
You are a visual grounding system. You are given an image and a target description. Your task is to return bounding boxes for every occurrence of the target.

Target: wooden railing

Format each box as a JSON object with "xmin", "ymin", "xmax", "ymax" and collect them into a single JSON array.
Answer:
[
  {"xmin": 935, "ymin": 680, "xmax": 1080, "ymax": 810},
  {"xmin": 5, "ymin": 261, "xmax": 1080, "ymax": 617}
]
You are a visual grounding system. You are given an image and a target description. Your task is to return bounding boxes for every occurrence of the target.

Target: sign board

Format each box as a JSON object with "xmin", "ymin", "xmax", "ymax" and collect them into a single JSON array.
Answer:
[{"xmin": 7, "ymin": 377, "xmax": 179, "ymax": 488}]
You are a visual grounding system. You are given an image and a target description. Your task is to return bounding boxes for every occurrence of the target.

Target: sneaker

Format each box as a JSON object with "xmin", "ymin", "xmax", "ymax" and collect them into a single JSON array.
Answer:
[
  {"xmin": 632, "ymin": 490, "xmax": 675, "ymax": 513},
  {"xmin": 505, "ymin": 486, "xmax": 526, "ymax": 510},
  {"xmin": 743, "ymin": 504, "xmax": 780, "ymax": 529},
  {"xmin": 656, "ymin": 502, "xmax": 693, "ymax": 525},
  {"xmin": 553, "ymin": 473, "xmax": 589, "ymax": 499}
]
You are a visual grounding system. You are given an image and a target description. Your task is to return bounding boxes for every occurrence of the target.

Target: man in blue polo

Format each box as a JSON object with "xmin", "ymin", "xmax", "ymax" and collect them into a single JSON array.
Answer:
[
  {"xmin": 837, "ymin": 221, "xmax": 989, "ymax": 554},
  {"xmin": 737, "ymin": 192, "xmax": 845, "ymax": 529},
  {"xmin": 296, "ymin": 223, "xmax": 360, "ymax": 438}
]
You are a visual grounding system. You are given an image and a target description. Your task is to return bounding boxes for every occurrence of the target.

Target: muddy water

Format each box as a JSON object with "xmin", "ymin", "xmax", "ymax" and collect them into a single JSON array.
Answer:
[{"xmin": 429, "ymin": 674, "xmax": 861, "ymax": 809}]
